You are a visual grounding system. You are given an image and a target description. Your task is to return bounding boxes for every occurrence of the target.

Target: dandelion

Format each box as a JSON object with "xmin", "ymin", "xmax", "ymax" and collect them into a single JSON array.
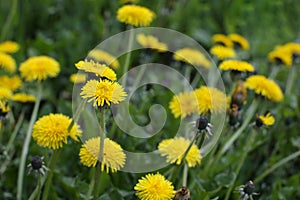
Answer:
[
  {"xmin": 11, "ymin": 93, "xmax": 36, "ymax": 103},
  {"xmin": 136, "ymin": 34, "xmax": 168, "ymax": 52},
  {"xmin": 158, "ymin": 137, "xmax": 201, "ymax": 167},
  {"xmin": 196, "ymin": 115, "xmax": 213, "ymax": 135},
  {"xmin": 69, "ymin": 73, "xmax": 87, "ymax": 84},
  {"xmin": 174, "ymin": 48, "xmax": 211, "ymax": 69},
  {"xmin": 169, "ymin": 92, "xmax": 198, "ymax": 119},
  {"xmin": 219, "ymin": 60, "xmax": 254, "ymax": 72},
  {"xmin": 244, "ymin": 75, "xmax": 283, "ymax": 102},
  {"xmin": 268, "ymin": 49, "xmax": 292, "ymax": 66},
  {"xmin": 0, "ymin": 100, "xmax": 10, "ymax": 117},
  {"xmin": 27, "ymin": 156, "xmax": 48, "ymax": 176},
  {"xmin": 256, "ymin": 111, "xmax": 275, "ymax": 127},
  {"xmin": 134, "ymin": 173, "xmax": 176, "ymax": 200},
  {"xmin": 0, "ymin": 87, "xmax": 12, "ymax": 100},
  {"xmin": 228, "ymin": 34, "xmax": 250, "ymax": 50},
  {"xmin": 117, "ymin": 5, "xmax": 155, "ymax": 27},
  {"xmin": 212, "ymin": 34, "xmax": 233, "ymax": 47},
  {"xmin": 0, "ymin": 75, "xmax": 22, "ymax": 91},
  {"xmin": 0, "ymin": 41, "xmax": 20, "ymax": 53},
  {"xmin": 80, "ymin": 79, "xmax": 127, "ymax": 107},
  {"xmin": 19, "ymin": 56, "xmax": 60, "ymax": 82},
  {"xmin": 75, "ymin": 60, "xmax": 116, "ymax": 81},
  {"xmin": 174, "ymin": 186, "xmax": 190, "ymax": 200},
  {"xmin": 237, "ymin": 181, "xmax": 259, "ymax": 200},
  {"xmin": 194, "ymin": 86, "xmax": 226, "ymax": 114},
  {"xmin": 79, "ymin": 137, "xmax": 126, "ymax": 173},
  {"xmin": 32, "ymin": 113, "xmax": 82, "ymax": 149},
  {"xmin": 210, "ymin": 45, "xmax": 236, "ymax": 60},
  {"xmin": 88, "ymin": 49, "xmax": 120, "ymax": 69},
  {"xmin": 0, "ymin": 52, "xmax": 16, "ymax": 73}
]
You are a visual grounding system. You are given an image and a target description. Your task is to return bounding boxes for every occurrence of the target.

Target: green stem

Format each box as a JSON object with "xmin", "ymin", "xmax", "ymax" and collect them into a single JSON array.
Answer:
[
  {"xmin": 182, "ymin": 164, "xmax": 189, "ymax": 187},
  {"xmin": 254, "ymin": 150, "xmax": 300, "ymax": 183},
  {"xmin": 220, "ymin": 99, "xmax": 258, "ymax": 155},
  {"xmin": 68, "ymin": 99, "xmax": 87, "ymax": 132},
  {"xmin": 121, "ymin": 26, "xmax": 134, "ymax": 87},
  {"xmin": 285, "ymin": 65, "xmax": 297, "ymax": 95},
  {"xmin": 85, "ymin": 168, "xmax": 96, "ymax": 200},
  {"xmin": 36, "ymin": 173, "xmax": 42, "ymax": 200},
  {"xmin": 5, "ymin": 110, "xmax": 25, "ymax": 153},
  {"xmin": 0, "ymin": 0, "xmax": 17, "ymax": 40},
  {"xmin": 269, "ymin": 66, "xmax": 280, "ymax": 79},
  {"xmin": 17, "ymin": 83, "xmax": 43, "ymax": 200},
  {"xmin": 93, "ymin": 163, "xmax": 102, "ymax": 200},
  {"xmin": 42, "ymin": 150, "xmax": 60, "ymax": 200},
  {"xmin": 224, "ymin": 130, "xmax": 257, "ymax": 200}
]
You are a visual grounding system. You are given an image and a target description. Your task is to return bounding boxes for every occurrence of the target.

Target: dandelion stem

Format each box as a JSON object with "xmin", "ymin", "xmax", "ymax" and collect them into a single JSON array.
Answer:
[
  {"xmin": 36, "ymin": 173, "xmax": 42, "ymax": 200},
  {"xmin": 269, "ymin": 66, "xmax": 280, "ymax": 79},
  {"xmin": 121, "ymin": 26, "xmax": 134, "ymax": 87},
  {"xmin": 285, "ymin": 65, "xmax": 297, "ymax": 95},
  {"xmin": 93, "ymin": 163, "xmax": 102, "ymax": 200},
  {"xmin": 224, "ymin": 129, "xmax": 257, "ymax": 200},
  {"xmin": 68, "ymin": 99, "xmax": 87, "ymax": 132},
  {"xmin": 42, "ymin": 150, "xmax": 60, "ymax": 200},
  {"xmin": 254, "ymin": 149, "xmax": 300, "ymax": 183},
  {"xmin": 85, "ymin": 167, "xmax": 96, "ymax": 200},
  {"xmin": 0, "ymin": 0, "xmax": 17, "ymax": 40},
  {"xmin": 17, "ymin": 83, "xmax": 42, "ymax": 200},
  {"xmin": 182, "ymin": 164, "xmax": 189, "ymax": 187}
]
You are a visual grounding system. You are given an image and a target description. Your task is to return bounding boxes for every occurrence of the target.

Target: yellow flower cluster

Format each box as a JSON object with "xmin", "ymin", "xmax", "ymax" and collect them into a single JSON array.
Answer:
[
  {"xmin": 219, "ymin": 60, "xmax": 255, "ymax": 72},
  {"xmin": 174, "ymin": 48, "xmax": 211, "ymax": 69},
  {"xmin": 210, "ymin": 45, "xmax": 236, "ymax": 60},
  {"xmin": 88, "ymin": 49, "xmax": 120, "ymax": 69},
  {"xmin": 268, "ymin": 42, "xmax": 300, "ymax": 66},
  {"xmin": 212, "ymin": 33, "xmax": 250, "ymax": 50},
  {"xmin": 137, "ymin": 34, "xmax": 168, "ymax": 52}
]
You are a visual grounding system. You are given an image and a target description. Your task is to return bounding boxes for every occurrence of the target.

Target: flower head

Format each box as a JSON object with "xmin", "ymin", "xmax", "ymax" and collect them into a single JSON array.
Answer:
[
  {"xmin": 80, "ymin": 79, "xmax": 127, "ymax": 107},
  {"xmin": 70, "ymin": 73, "xmax": 87, "ymax": 84},
  {"xmin": 0, "ymin": 87, "xmax": 12, "ymax": 100},
  {"xmin": 237, "ymin": 181, "xmax": 259, "ymax": 200},
  {"xmin": 210, "ymin": 45, "xmax": 235, "ymax": 60},
  {"xmin": 268, "ymin": 49, "xmax": 292, "ymax": 66},
  {"xmin": 169, "ymin": 92, "xmax": 198, "ymax": 119},
  {"xmin": 79, "ymin": 137, "xmax": 126, "ymax": 173},
  {"xmin": 158, "ymin": 137, "xmax": 201, "ymax": 167},
  {"xmin": 117, "ymin": 5, "xmax": 155, "ymax": 27},
  {"xmin": 32, "ymin": 113, "xmax": 82, "ymax": 149},
  {"xmin": 134, "ymin": 173, "xmax": 175, "ymax": 200},
  {"xmin": 219, "ymin": 60, "xmax": 254, "ymax": 72},
  {"xmin": 75, "ymin": 60, "xmax": 116, "ymax": 81},
  {"xmin": 0, "ymin": 52, "xmax": 16, "ymax": 73},
  {"xmin": 244, "ymin": 75, "xmax": 283, "ymax": 102},
  {"xmin": 19, "ymin": 56, "xmax": 60, "ymax": 82},
  {"xmin": 0, "ymin": 75, "xmax": 22, "ymax": 91},
  {"xmin": 174, "ymin": 48, "xmax": 211, "ymax": 69},
  {"xmin": 0, "ymin": 100, "xmax": 10, "ymax": 117},
  {"xmin": 194, "ymin": 86, "xmax": 226, "ymax": 114},
  {"xmin": 228, "ymin": 34, "xmax": 250, "ymax": 50},
  {"xmin": 27, "ymin": 156, "xmax": 48, "ymax": 176},
  {"xmin": 0, "ymin": 41, "xmax": 20, "ymax": 53},
  {"xmin": 256, "ymin": 111, "xmax": 275, "ymax": 127},
  {"xmin": 88, "ymin": 50, "xmax": 120, "ymax": 69},
  {"xmin": 12, "ymin": 93, "xmax": 36, "ymax": 103},
  {"xmin": 212, "ymin": 34, "xmax": 233, "ymax": 47},
  {"xmin": 137, "ymin": 34, "xmax": 168, "ymax": 52}
]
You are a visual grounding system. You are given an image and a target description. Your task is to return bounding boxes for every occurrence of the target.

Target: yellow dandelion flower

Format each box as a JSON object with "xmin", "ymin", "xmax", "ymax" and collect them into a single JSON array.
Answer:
[
  {"xmin": 158, "ymin": 137, "xmax": 201, "ymax": 167},
  {"xmin": 0, "ymin": 87, "xmax": 12, "ymax": 100},
  {"xmin": 256, "ymin": 112, "xmax": 275, "ymax": 127},
  {"xmin": 11, "ymin": 93, "xmax": 36, "ymax": 103},
  {"xmin": 75, "ymin": 60, "xmax": 117, "ymax": 81},
  {"xmin": 0, "ymin": 41, "xmax": 20, "ymax": 53},
  {"xmin": 0, "ymin": 75, "xmax": 22, "ymax": 91},
  {"xmin": 244, "ymin": 75, "xmax": 283, "ymax": 102},
  {"xmin": 194, "ymin": 86, "xmax": 226, "ymax": 114},
  {"xmin": 136, "ymin": 34, "xmax": 168, "ymax": 52},
  {"xmin": 0, "ymin": 52, "xmax": 16, "ymax": 73},
  {"xmin": 32, "ymin": 113, "xmax": 82, "ymax": 149},
  {"xmin": 210, "ymin": 45, "xmax": 236, "ymax": 60},
  {"xmin": 228, "ymin": 34, "xmax": 250, "ymax": 50},
  {"xmin": 212, "ymin": 34, "xmax": 233, "ymax": 48},
  {"xmin": 117, "ymin": 5, "xmax": 155, "ymax": 27},
  {"xmin": 169, "ymin": 92, "xmax": 198, "ymax": 119},
  {"xmin": 19, "ymin": 56, "xmax": 60, "ymax": 82},
  {"xmin": 79, "ymin": 137, "xmax": 126, "ymax": 173},
  {"xmin": 174, "ymin": 48, "xmax": 211, "ymax": 69},
  {"xmin": 268, "ymin": 49, "xmax": 292, "ymax": 66},
  {"xmin": 70, "ymin": 73, "xmax": 87, "ymax": 84},
  {"xmin": 284, "ymin": 42, "xmax": 300, "ymax": 56},
  {"xmin": 0, "ymin": 100, "xmax": 10, "ymax": 116},
  {"xmin": 80, "ymin": 79, "xmax": 127, "ymax": 107},
  {"xmin": 134, "ymin": 173, "xmax": 175, "ymax": 200},
  {"xmin": 219, "ymin": 60, "xmax": 254, "ymax": 72},
  {"xmin": 88, "ymin": 50, "xmax": 120, "ymax": 69}
]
